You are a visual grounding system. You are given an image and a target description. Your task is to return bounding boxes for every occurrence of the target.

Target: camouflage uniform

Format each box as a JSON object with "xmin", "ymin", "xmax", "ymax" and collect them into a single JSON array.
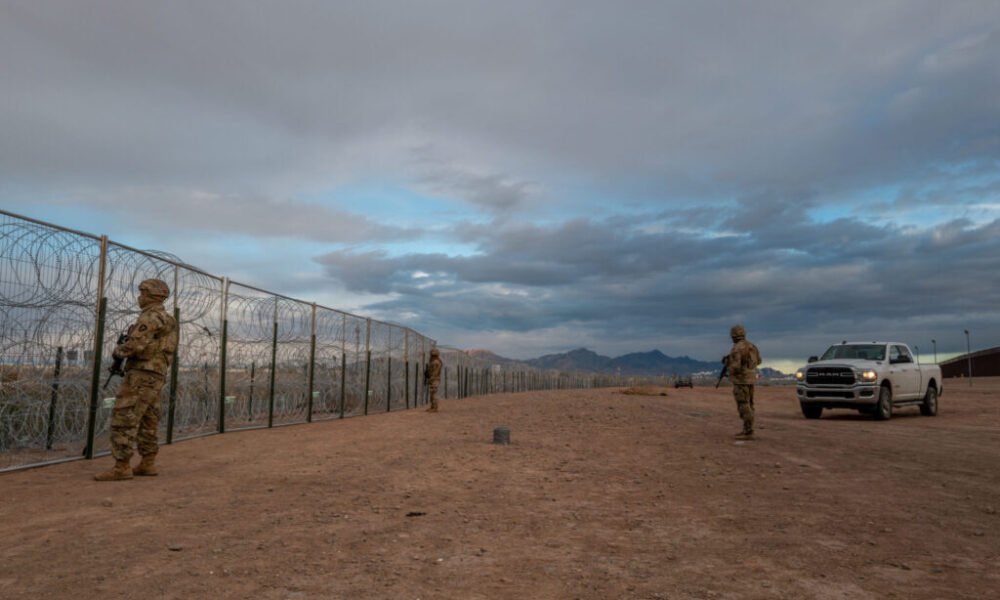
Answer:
[
  {"xmin": 726, "ymin": 324, "xmax": 761, "ymax": 438},
  {"xmin": 424, "ymin": 348, "xmax": 443, "ymax": 412},
  {"xmin": 95, "ymin": 279, "xmax": 178, "ymax": 481}
]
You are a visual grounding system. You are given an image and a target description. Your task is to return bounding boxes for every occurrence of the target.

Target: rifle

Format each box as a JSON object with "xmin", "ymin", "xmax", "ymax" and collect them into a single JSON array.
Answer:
[
  {"xmin": 715, "ymin": 357, "xmax": 729, "ymax": 389},
  {"xmin": 102, "ymin": 332, "xmax": 129, "ymax": 389}
]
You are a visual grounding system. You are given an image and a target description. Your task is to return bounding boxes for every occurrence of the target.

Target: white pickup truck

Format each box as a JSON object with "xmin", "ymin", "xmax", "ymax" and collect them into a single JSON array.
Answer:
[{"xmin": 794, "ymin": 342, "xmax": 942, "ymax": 420}]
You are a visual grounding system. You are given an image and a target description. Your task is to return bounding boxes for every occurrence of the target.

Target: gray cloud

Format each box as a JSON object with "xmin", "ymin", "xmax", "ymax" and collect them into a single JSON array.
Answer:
[
  {"xmin": 319, "ymin": 211, "xmax": 1000, "ymax": 359},
  {"xmin": 408, "ymin": 146, "xmax": 537, "ymax": 214},
  {"xmin": 4, "ymin": 1, "xmax": 998, "ymax": 199}
]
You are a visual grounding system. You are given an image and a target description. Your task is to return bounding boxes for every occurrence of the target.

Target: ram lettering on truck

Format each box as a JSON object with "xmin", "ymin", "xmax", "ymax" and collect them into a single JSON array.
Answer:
[{"xmin": 794, "ymin": 341, "xmax": 942, "ymax": 420}]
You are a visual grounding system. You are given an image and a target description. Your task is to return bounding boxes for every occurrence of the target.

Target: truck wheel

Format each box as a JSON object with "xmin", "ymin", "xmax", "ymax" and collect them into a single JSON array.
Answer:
[
  {"xmin": 800, "ymin": 404, "xmax": 823, "ymax": 419},
  {"xmin": 920, "ymin": 385, "xmax": 938, "ymax": 416},
  {"xmin": 875, "ymin": 385, "xmax": 893, "ymax": 421}
]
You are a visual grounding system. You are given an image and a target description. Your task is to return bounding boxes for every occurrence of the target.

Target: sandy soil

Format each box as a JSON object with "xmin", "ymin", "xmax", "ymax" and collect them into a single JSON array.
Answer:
[{"xmin": 1, "ymin": 379, "xmax": 999, "ymax": 600}]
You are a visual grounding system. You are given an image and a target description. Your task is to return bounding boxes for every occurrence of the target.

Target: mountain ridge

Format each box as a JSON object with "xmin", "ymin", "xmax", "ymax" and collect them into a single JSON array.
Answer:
[
  {"xmin": 455, "ymin": 347, "xmax": 719, "ymax": 376},
  {"xmin": 456, "ymin": 347, "xmax": 786, "ymax": 377}
]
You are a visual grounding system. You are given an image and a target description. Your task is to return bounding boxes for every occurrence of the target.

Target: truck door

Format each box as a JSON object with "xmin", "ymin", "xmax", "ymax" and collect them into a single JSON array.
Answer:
[{"xmin": 889, "ymin": 345, "xmax": 920, "ymax": 399}]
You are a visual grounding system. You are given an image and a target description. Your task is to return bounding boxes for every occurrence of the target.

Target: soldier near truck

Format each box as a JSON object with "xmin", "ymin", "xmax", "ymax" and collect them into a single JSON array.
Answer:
[
  {"xmin": 94, "ymin": 279, "xmax": 178, "ymax": 481},
  {"xmin": 725, "ymin": 324, "xmax": 762, "ymax": 440}
]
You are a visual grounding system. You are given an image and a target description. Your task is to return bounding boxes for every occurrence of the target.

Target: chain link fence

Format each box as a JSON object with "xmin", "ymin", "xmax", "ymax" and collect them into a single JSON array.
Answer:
[{"xmin": 1, "ymin": 209, "xmax": 624, "ymax": 472}]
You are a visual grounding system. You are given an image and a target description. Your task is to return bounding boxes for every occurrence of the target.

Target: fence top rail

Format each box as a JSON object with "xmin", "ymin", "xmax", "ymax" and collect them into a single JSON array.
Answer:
[
  {"xmin": 1, "ymin": 208, "xmax": 434, "ymax": 344},
  {"xmin": 0, "ymin": 208, "xmax": 104, "ymax": 242},
  {"xmin": 106, "ymin": 240, "xmax": 224, "ymax": 282},
  {"xmin": 226, "ymin": 278, "xmax": 430, "ymax": 343},
  {"xmin": 226, "ymin": 279, "xmax": 370, "ymax": 325}
]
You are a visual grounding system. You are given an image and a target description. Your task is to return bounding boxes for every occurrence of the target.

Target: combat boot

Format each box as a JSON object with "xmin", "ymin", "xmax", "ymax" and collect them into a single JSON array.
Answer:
[
  {"xmin": 735, "ymin": 430, "xmax": 755, "ymax": 440},
  {"xmin": 94, "ymin": 459, "xmax": 134, "ymax": 481},
  {"xmin": 425, "ymin": 406, "xmax": 438, "ymax": 413},
  {"xmin": 133, "ymin": 455, "xmax": 158, "ymax": 476}
]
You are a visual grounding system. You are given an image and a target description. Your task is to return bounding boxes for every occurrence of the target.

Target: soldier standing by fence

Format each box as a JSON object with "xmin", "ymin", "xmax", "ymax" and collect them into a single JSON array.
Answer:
[
  {"xmin": 95, "ymin": 279, "xmax": 178, "ymax": 481},
  {"xmin": 424, "ymin": 348, "xmax": 443, "ymax": 412},
  {"xmin": 725, "ymin": 324, "xmax": 761, "ymax": 440}
]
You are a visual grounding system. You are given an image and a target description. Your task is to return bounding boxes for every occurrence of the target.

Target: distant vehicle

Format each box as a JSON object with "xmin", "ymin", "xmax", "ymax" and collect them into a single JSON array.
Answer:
[
  {"xmin": 794, "ymin": 341, "xmax": 942, "ymax": 420},
  {"xmin": 674, "ymin": 375, "xmax": 693, "ymax": 389}
]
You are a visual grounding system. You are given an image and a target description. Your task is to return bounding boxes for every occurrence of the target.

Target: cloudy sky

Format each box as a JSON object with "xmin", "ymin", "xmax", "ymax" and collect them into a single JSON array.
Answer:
[{"xmin": 3, "ymin": 1, "xmax": 999, "ymax": 371}]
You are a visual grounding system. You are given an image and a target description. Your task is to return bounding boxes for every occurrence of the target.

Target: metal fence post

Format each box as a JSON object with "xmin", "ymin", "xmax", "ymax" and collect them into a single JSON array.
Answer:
[
  {"xmin": 167, "ymin": 264, "xmax": 180, "ymax": 443},
  {"xmin": 268, "ymin": 296, "xmax": 278, "ymax": 428},
  {"xmin": 219, "ymin": 317, "xmax": 228, "ymax": 433},
  {"xmin": 218, "ymin": 277, "xmax": 229, "ymax": 434},
  {"xmin": 414, "ymin": 361, "xmax": 420, "ymax": 406},
  {"xmin": 307, "ymin": 303, "xmax": 316, "ymax": 423},
  {"xmin": 386, "ymin": 327, "xmax": 392, "ymax": 413},
  {"xmin": 339, "ymin": 351, "xmax": 346, "ymax": 419},
  {"xmin": 363, "ymin": 319, "xmax": 371, "ymax": 415},
  {"xmin": 248, "ymin": 362, "xmax": 255, "ymax": 421},
  {"xmin": 85, "ymin": 297, "xmax": 107, "ymax": 459},
  {"xmin": 166, "ymin": 306, "xmax": 180, "ymax": 444},
  {"xmin": 84, "ymin": 235, "xmax": 108, "ymax": 460},
  {"xmin": 339, "ymin": 312, "xmax": 347, "ymax": 418}
]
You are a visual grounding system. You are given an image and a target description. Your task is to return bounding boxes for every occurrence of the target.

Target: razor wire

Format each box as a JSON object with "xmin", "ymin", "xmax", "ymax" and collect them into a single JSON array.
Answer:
[
  {"xmin": 0, "ymin": 214, "xmax": 101, "ymax": 468},
  {"xmin": 1, "ymin": 209, "xmax": 624, "ymax": 472}
]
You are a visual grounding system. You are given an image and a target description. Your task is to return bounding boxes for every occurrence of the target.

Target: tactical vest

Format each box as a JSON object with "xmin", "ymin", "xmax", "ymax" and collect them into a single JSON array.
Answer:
[{"xmin": 125, "ymin": 306, "xmax": 178, "ymax": 376}]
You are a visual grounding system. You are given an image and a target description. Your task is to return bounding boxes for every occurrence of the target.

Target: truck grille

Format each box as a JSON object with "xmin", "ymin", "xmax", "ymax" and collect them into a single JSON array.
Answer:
[{"xmin": 806, "ymin": 367, "xmax": 855, "ymax": 385}]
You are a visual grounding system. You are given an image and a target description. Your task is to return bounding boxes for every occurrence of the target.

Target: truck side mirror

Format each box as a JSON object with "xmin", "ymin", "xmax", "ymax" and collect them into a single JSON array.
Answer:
[{"xmin": 807, "ymin": 356, "xmax": 818, "ymax": 363}]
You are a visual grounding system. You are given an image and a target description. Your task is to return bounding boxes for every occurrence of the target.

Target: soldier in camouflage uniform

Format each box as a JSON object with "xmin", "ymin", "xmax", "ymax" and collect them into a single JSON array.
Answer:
[
  {"xmin": 95, "ymin": 279, "xmax": 179, "ymax": 481},
  {"xmin": 424, "ymin": 348, "xmax": 443, "ymax": 412},
  {"xmin": 725, "ymin": 324, "xmax": 761, "ymax": 439}
]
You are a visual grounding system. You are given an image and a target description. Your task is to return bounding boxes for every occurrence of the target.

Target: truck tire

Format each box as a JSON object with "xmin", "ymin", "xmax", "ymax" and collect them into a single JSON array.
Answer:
[
  {"xmin": 800, "ymin": 404, "xmax": 823, "ymax": 419},
  {"xmin": 920, "ymin": 385, "xmax": 938, "ymax": 416},
  {"xmin": 875, "ymin": 385, "xmax": 893, "ymax": 421}
]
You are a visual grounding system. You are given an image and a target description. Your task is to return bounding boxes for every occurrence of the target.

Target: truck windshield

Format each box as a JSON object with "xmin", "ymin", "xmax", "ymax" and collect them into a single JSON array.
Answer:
[{"xmin": 819, "ymin": 344, "xmax": 885, "ymax": 361}]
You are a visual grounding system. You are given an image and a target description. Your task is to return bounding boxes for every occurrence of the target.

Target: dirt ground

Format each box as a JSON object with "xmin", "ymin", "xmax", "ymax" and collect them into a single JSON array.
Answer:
[{"xmin": 2, "ymin": 379, "xmax": 999, "ymax": 600}]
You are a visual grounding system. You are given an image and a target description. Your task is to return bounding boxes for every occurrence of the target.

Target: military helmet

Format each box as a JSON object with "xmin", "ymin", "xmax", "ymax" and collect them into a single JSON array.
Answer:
[
  {"xmin": 139, "ymin": 278, "xmax": 170, "ymax": 301},
  {"xmin": 430, "ymin": 348, "xmax": 440, "ymax": 356},
  {"xmin": 730, "ymin": 324, "xmax": 746, "ymax": 340}
]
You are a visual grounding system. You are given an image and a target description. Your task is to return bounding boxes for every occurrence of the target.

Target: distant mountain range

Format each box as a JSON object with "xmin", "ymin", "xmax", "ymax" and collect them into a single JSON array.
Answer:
[{"xmin": 462, "ymin": 347, "xmax": 787, "ymax": 377}]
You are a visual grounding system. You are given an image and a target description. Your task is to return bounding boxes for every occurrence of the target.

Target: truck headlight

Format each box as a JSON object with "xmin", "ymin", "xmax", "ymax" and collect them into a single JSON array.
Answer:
[
  {"xmin": 795, "ymin": 369, "xmax": 805, "ymax": 381},
  {"xmin": 860, "ymin": 370, "xmax": 877, "ymax": 382}
]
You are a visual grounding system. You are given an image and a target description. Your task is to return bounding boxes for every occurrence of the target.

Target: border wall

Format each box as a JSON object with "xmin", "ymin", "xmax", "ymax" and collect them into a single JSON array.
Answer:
[{"xmin": 0, "ymin": 209, "xmax": 620, "ymax": 472}]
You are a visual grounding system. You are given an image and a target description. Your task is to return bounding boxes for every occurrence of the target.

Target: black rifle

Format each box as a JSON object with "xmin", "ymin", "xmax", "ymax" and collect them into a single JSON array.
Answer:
[
  {"xmin": 715, "ymin": 357, "xmax": 729, "ymax": 389},
  {"xmin": 102, "ymin": 333, "xmax": 129, "ymax": 389}
]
